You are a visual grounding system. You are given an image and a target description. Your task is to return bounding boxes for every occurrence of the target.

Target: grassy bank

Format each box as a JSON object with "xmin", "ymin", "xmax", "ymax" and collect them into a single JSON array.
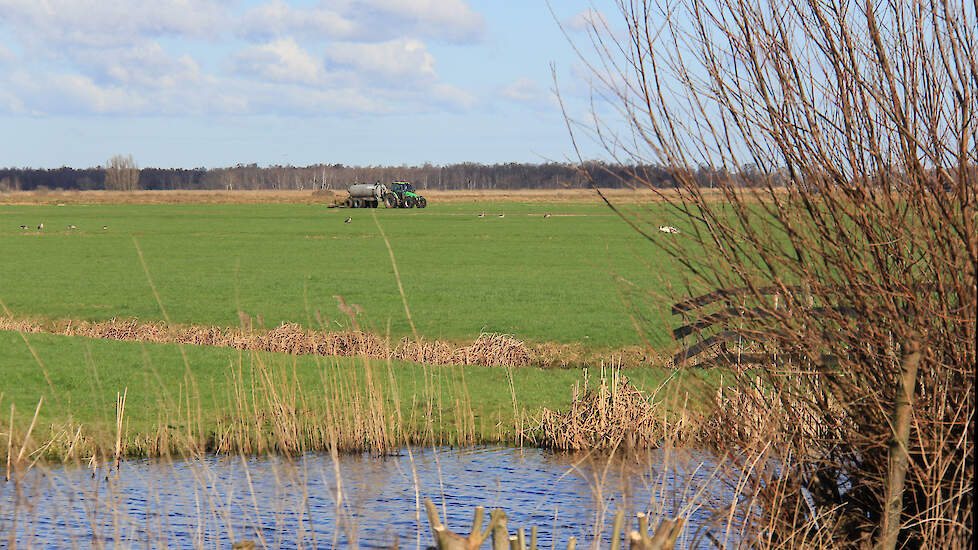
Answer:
[
  {"xmin": 0, "ymin": 199, "xmax": 691, "ymax": 350},
  {"xmin": 0, "ymin": 330, "xmax": 720, "ymax": 463}
]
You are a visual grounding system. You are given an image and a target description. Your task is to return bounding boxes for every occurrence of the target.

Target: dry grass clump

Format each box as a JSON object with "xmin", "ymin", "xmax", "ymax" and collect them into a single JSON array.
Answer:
[
  {"xmin": 393, "ymin": 336, "xmax": 457, "ymax": 364},
  {"xmin": 1, "ymin": 315, "xmax": 536, "ymax": 369},
  {"xmin": 253, "ymin": 323, "xmax": 389, "ymax": 358},
  {"xmin": 537, "ymin": 369, "xmax": 668, "ymax": 451},
  {"xmin": 70, "ymin": 318, "xmax": 169, "ymax": 341},
  {"xmin": 457, "ymin": 332, "xmax": 532, "ymax": 367},
  {"xmin": 0, "ymin": 317, "xmax": 41, "ymax": 333},
  {"xmin": 392, "ymin": 332, "xmax": 532, "ymax": 367},
  {"xmin": 2, "ymin": 315, "xmax": 668, "ymax": 369}
]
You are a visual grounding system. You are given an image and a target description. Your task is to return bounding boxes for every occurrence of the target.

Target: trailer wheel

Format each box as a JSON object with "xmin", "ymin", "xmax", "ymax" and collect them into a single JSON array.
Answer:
[
  {"xmin": 345, "ymin": 198, "xmax": 353, "ymax": 208},
  {"xmin": 384, "ymin": 194, "xmax": 398, "ymax": 208}
]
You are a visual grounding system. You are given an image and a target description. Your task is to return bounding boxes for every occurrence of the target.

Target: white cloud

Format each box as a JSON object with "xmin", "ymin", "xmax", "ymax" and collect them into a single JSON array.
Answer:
[
  {"xmin": 74, "ymin": 42, "xmax": 202, "ymax": 89},
  {"xmin": 235, "ymin": 80, "xmax": 394, "ymax": 115},
  {"xmin": 0, "ymin": 84, "xmax": 26, "ymax": 114},
  {"xmin": 0, "ymin": 0, "xmax": 229, "ymax": 47},
  {"xmin": 499, "ymin": 77, "xmax": 551, "ymax": 105},
  {"xmin": 430, "ymin": 83, "xmax": 476, "ymax": 110},
  {"xmin": 6, "ymin": 71, "xmax": 148, "ymax": 114},
  {"xmin": 0, "ymin": 1, "xmax": 483, "ymax": 117},
  {"xmin": 237, "ymin": 1, "xmax": 357, "ymax": 42},
  {"xmin": 0, "ymin": 43, "xmax": 14, "ymax": 64},
  {"xmin": 564, "ymin": 8, "xmax": 609, "ymax": 33},
  {"xmin": 361, "ymin": 0, "xmax": 485, "ymax": 43},
  {"xmin": 231, "ymin": 38, "xmax": 326, "ymax": 86},
  {"xmin": 235, "ymin": 0, "xmax": 486, "ymax": 44},
  {"xmin": 326, "ymin": 39, "xmax": 437, "ymax": 84}
]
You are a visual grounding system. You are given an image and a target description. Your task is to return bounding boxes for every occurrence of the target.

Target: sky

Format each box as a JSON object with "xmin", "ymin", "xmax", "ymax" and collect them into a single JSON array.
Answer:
[{"xmin": 0, "ymin": 0, "xmax": 622, "ymax": 168}]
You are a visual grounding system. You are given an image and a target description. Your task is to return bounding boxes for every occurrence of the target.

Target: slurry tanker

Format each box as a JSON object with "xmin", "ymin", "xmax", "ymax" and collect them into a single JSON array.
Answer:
[{"xmin": 344, "ymin": 181, "xmax": 427, "ymax": 208}]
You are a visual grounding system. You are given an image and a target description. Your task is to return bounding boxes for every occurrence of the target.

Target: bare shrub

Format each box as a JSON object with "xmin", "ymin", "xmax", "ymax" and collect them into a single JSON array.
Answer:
[{"xmin": 564, "ymin": 0, "xmax": 975, "ymax": 546}]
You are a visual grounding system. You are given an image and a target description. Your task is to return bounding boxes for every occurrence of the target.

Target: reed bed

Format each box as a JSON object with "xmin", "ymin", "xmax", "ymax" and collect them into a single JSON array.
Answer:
[
  {"xmin": 535, "ymin": 369, "xmax": 704, "ymax": 451},
  {"xmin": 1, "ymin": 349, "xmax": 490, "ymax": 468}
]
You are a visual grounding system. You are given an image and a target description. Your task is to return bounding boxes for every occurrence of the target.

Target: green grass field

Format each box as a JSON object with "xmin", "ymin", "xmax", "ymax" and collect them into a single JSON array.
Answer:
[
  {"xmin": 1, "ymin": 197, "xmax": 713, "ymax": 458},
  {"xmin": 0, "ymin": 200, "xmax": 689, "ymax": 349},
  {"xmin": 0, "ymin": 330, "xmax": 720, "ymax": 456}
]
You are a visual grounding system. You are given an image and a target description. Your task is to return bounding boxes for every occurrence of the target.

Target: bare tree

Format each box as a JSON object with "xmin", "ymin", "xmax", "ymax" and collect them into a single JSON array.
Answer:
[
  {"xmin": 105, "ymin": 154, "xmax": 140, "ymax": 191},
  {"xmin": 563, "ymin": 0, "xmax": 975, "ymax": 547}
]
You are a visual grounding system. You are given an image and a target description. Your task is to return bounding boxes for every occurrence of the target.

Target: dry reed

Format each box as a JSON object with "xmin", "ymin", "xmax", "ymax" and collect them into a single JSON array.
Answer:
[
  {"xmin": 536, "ymin": 368, "xmax": 700, "ymax": 451},
  {"xmin": 0, "ymin": 316, "xmax": 534, "ymax": 368}
]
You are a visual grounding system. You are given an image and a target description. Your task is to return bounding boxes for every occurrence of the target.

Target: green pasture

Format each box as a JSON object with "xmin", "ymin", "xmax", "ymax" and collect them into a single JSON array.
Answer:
[
  {"xmin": 0, "ymin": 331, "xmax": 720, "ymax": 452},
  {"xmin": 0, "ymin": 200, "xmax": 692, "ymax": 349}
]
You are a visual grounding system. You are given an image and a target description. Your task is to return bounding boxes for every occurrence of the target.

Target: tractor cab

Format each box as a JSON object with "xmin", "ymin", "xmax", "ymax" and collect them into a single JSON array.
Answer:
[
  {"xmin": 389, "ymin": 181, "xmax": 428, "ymax": 208},
  {"xmin": 391, "ymin": 181, "xmax": 418, "ymax": 196}
]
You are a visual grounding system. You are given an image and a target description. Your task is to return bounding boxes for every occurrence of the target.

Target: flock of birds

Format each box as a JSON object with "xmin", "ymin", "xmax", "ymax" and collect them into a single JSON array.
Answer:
[
  {"xmin": 341, "ymin": 211, "xmax": 553, "ymax": 223},
  {"xmin": 21, "ymin": 211, "xmax": 680, "ymax": 234},
  {"xmin": 475, "ymin": 211, "xmax": 549, "ymax": 219},
  {"xmin": 18, "ymin": 213, "xmax": 679, "ymax": 238},
  {"xmin": 340, "ymin": 212, "xmax": 680, "ymax": 235},
  {"xmin": 18, "ymin": 223, "xmax": 108, "ymax": 231}
]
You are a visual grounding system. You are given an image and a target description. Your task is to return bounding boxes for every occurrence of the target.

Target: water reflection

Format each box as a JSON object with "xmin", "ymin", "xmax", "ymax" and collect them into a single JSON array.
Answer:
[{"xmin": 2, "ymin": 446, "xmax": 732, "ymax": 549}]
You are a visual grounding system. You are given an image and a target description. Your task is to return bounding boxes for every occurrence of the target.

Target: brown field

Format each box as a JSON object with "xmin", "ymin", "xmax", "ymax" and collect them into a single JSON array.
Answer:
[{"xmin": 0, "ymin": 187, "xmax": 693, "ymax": 205}]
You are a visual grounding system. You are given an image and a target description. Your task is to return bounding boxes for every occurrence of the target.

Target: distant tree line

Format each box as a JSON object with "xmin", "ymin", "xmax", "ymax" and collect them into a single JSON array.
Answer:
[{"xmin": 0, "ymin": 161, "xmax": 779, "ymax": 192}]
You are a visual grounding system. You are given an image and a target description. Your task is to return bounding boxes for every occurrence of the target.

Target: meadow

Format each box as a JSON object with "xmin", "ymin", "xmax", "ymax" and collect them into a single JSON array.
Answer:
[
  {"xmin": 0, "ymin": 193, "xmax": 691, "ymax": 350},
  {"xmin": 0, "ymin": 191, "xmax": 712, "ymax": 460}
]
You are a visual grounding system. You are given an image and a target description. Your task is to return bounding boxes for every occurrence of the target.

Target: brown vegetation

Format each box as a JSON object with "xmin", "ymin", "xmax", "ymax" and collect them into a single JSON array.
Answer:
[
  {"xmin": 0, "ymin": 316, "xmax": 534, "ymax": 369},
  {"xmin": 0, "ymin": 315, "xmax": 669, "ymax": 369},
  {"xmin": 0, "ymin": 187, "xmax": 695, "ymax": 205},
  {"xmin": 568, "ymin": 0, "xmax": 975, "ymax": 546},
  {"xmin": 536, "ymin": 368, "xmax": 703, "ymax": 451}
]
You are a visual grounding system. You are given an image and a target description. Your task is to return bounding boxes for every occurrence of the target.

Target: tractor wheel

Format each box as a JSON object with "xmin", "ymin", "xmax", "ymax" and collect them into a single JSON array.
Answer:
[
  {"xmin": 418, "ymin": 197, "xmax": 427, "ymax": 208},
  {"xmin": 384, "ymin": 194, "xmax": 398, "ymax": 208},
  {"xmin": 404, "ymin": 196, "xmax": 417, "ymax": 208}
]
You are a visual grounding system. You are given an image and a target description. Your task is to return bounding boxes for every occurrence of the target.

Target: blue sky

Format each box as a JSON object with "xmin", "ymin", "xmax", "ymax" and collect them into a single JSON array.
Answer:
[{"xmin": 0, "ymin": 1, "xmax": 621, "ymax": 168}]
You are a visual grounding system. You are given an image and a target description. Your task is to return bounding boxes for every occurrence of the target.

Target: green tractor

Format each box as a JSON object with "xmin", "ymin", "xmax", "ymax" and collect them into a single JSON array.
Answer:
[
  {"xmin": 389, "ymin": 181, "xmax": 427, "ymax": 208},
  {"xmin": 344, "ymin": 181, "xmax": 427, "ymax": 208}
]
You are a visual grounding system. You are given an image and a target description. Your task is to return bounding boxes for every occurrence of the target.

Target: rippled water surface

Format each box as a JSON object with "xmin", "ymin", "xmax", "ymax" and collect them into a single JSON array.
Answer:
[{"xmin": 2, "ymin": 447, "xmax": 732, "ymax": 548}]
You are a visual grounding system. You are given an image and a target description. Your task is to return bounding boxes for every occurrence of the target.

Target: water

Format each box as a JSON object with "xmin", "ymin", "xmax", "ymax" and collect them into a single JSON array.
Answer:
[{"xmin": 1, "ymin": 447, "xmax": 735, "ymax": 549}]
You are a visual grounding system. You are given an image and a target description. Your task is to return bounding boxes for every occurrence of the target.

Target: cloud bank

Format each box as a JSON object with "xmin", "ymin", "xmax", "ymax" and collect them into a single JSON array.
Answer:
[{"xmin": 0, "ymin": 0, "xmax": 488, "ymax": 116}]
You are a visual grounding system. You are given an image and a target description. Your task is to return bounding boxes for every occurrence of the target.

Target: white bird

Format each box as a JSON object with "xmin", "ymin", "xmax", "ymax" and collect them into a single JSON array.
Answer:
[
  {"xmin": 498, "ymin": 213, "xmax": 505, "ymax": 218},
  {"xmin": 37, "ymin": 223, "xmax": 43, "ymax": 230},
  {"xmin": 19, "ymin": 225, "xmax": 28, "ymax": 230},
  {"xmin": 543, "ymin": 213, "xmax": 552, "ymax": 218},
  {"xmin": 477, "ymin": 212, "xmax": 485, "ymax": 218},
  {"xmin": 67, "ymin": 224, "xmax": 78, "ymax": 230},
  {"xmin": 344, "ymin": 217, "xmax": 352, "ymax": 223},
  {"xmin": 102, "ymin": 225, "xmax": 108, "ymax": 230},
  {"xmin": 658, "ymin": 225, "xmax": 681, "ymax": 234}
]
